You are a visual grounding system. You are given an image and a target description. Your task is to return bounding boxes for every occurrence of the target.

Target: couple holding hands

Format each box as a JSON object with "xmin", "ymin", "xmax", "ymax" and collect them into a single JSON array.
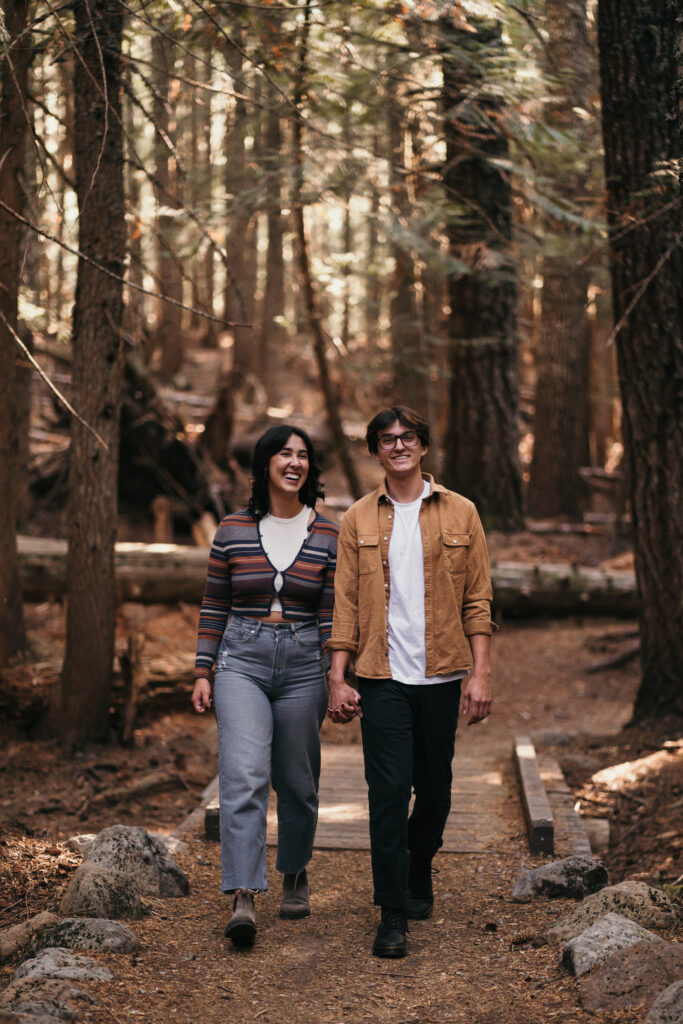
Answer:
[{"xmin": 191, "ymin": 406, "xmax": 495, "ymax": 958}]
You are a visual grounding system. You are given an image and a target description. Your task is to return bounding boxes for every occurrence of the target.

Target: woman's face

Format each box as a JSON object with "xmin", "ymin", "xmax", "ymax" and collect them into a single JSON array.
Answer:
[{"xmin": 267, "ymin": 433, "xmax": 310, "ymax": 498}]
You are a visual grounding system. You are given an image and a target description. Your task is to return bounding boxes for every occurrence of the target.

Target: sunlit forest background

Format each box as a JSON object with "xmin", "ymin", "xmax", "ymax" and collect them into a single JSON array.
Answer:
[{"xmin": 0, "ymin": 0, "xmax": 681, "ymax": 749}]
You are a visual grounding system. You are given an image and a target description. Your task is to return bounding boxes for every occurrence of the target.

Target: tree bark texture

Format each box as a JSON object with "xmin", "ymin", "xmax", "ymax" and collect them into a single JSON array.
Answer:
[
  {"xmin": 597, "ymin": 0, "xmax": 683, "ymax": 718},
  {"xmin": 440, "ymin": 19, "xmax": 523, "ymax": 529},
  {"xmin": 60, "ymin": 0, "xmax": 126, "ymax": 747},
  {"xmin": 0, "ymin": 0, "xmax": 30, "ymax": 666},
  {"xmin": 528, "ymin": 0, "xmax": 591, "ymax": 519}
]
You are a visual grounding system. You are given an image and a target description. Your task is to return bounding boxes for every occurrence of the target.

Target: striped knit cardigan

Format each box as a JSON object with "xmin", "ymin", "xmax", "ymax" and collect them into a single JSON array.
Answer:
[{"xmin": 194, "ymin": 509, "xmax": 339, "ymax": 679}]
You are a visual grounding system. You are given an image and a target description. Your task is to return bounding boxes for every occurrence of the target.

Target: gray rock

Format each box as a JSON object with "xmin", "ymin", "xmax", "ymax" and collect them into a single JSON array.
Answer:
[
  {"xmin": 65, "ymin": 834, "xmax": 96, "ymax": 857},
  {"xmin": 579, "ymin": 939, "xmax": 683, "ymax": 1015},
  {"xmin": 14, "ymin": 947, "xmax": 112, "ymax": 983},
  {"xmin": 547, "ymin": 880, "xmax": 677, "ymax": 943},
  {"xmin": 0, "ymin": 977, "xmax": 93, "ymax": 1021},
  {"xmin": 646, "ymin": 980, "xmax": 683, "ymax": 1024},
  {"xmin": 39, "ymin": 918, "xmax": 140, "ymax": 955},
  {"xmin": 59, "ymin": 863, "xmax": 143, "ymax": 920},
  {"xmin": 84, "ymin": 825, "xmax": 188, "ymax": 897},
  {"xmin": 512, "ymin": 855, "xmax": 608, "ymax": 903},
  {"xmin": 0, "ymin": 914, "xmax": 59, "ymax": 964},
  {"xmin": 562, "ymin": 912, "xmax": 661, "ymax": 976},
  {"xmin": 149, "ymin": 833, "xmax": 188, "ymax": 857}
]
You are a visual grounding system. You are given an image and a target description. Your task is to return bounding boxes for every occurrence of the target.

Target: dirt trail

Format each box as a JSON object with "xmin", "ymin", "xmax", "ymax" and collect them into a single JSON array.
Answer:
[
  {"xmin": 1, "ymin": 616, "xmax": 660, "ymax": 1024},
  {"xmin": 72, "ymin": 618, "xmax": 646, "ymax": 1024}
]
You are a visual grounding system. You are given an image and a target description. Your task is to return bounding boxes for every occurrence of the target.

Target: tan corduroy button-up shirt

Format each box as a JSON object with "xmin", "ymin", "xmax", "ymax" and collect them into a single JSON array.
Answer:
[{"xmin": 329, "ymin": 475, "xmax": 497, "ymax": 679}]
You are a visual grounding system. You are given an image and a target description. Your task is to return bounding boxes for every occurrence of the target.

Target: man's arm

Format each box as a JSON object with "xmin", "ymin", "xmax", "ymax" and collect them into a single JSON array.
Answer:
[{"xmin": 461, "ymin": 633, "xmax": 492, "ymax": 725}]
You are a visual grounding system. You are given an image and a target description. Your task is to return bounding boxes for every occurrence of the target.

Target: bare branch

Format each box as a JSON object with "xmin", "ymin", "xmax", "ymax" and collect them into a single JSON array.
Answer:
[
  {"xmin": 0, "ymin": 197, "xmax": 249, "ymax": 327},
  {"xmin": 0, "ymin": 308, "xmax": 108, "ymax": 449}
]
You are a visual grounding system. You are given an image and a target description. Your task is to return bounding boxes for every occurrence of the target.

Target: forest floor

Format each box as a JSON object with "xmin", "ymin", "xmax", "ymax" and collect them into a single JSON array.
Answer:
[{"xmin": 1, "ymin": 584, "xmax": 681, "ymax": 1023}]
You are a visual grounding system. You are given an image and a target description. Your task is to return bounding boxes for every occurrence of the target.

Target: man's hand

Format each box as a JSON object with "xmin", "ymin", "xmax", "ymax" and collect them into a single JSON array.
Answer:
[
  {"xmin": 462, "ymin": 673, "xmax": 491, "ymax": 725},
  {"xmin": 191, "ymin": 677, "xmax": 212, "ymax": 713},
  {"xmin": 327, "ymin": 663, "xmax": 362, "ymax": 729}
]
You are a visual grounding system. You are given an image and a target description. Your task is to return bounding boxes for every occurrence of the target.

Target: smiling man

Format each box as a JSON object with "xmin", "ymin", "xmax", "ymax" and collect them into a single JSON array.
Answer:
[{"xmin": 327, "ymin": 406, "xmax": 497, "ymax": 958}]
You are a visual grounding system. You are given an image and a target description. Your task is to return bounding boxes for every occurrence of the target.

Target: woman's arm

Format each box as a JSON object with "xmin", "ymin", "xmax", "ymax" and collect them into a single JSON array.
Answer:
[{"xmin": 192, "ymin": 521, "xmax": 232, "ymax": 710}]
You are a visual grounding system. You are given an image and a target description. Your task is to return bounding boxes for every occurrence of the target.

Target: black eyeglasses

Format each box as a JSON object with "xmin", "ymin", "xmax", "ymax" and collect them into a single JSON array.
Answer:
[{"xmin": 378, "ymin": 430, "xmax": 420, "ymax": 451}]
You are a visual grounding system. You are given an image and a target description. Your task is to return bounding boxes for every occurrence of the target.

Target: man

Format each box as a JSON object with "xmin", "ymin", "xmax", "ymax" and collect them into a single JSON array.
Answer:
[{"xmin": 327, "ymin": 406, "xmax": 495, "ymax": 958}]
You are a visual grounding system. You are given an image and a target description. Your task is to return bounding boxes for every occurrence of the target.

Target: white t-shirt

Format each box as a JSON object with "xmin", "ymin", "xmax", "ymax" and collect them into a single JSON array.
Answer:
[
  {"xmin": 259, "ymin": 505, "xmax": 311, "ymax": 613},
  {"xmin": 388, "ymin": 480, "xmax": 467, "ymax": 686}
]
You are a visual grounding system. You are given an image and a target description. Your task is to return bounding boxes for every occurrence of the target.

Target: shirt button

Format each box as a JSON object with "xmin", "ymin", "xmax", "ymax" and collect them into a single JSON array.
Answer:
[
  {"xmin": 383, "ymin": 560, "xmax": 387, "ymax": 566},
  {"xmin": 383, "ymin": 536, "xmax": 388, "ymax": 540},
  {"xmin": 388, "ymin": 514, "xmax": 393, "ymax": 519},
  {"xmin": 384, "ymin": 583, "xmax": 389, "ymax": 589}
]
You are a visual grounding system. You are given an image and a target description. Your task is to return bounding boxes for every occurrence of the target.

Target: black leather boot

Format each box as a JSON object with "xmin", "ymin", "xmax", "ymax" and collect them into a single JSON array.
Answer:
[{"xmin": 372, "ymin": 907, "xmax": 408, "ymax": 958}]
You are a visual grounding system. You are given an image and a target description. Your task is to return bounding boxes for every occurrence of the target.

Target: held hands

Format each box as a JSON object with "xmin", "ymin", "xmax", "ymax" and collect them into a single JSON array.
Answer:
[
  {"xmin": 462, "ymin": 673, "xmax": 492, "ymax": 726},
  {"xmin": 191, "ymin": 678, "xmax": 212, "ymax": 713},
  {"xmin": 326, "ymin": 672, "xmax": 362, "ymax": 725}
]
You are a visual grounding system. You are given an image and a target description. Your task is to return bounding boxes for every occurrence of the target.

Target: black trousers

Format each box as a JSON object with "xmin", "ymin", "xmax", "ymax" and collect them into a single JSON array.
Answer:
[{"xmin": 357, "ymin": 676, "xmax": 462, "ymax": 909}]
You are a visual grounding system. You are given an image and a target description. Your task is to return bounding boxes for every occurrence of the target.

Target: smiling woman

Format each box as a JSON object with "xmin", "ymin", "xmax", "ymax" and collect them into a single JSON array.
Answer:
[{"xmin": 190, "ymin": 424, "xmax": 338, "ymax": 949}]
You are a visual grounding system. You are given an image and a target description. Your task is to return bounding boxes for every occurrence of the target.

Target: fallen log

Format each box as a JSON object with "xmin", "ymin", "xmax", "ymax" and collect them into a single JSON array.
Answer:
[{"xmin": 16, "ymin": 537, "xmax": 639, "ymax": 616}]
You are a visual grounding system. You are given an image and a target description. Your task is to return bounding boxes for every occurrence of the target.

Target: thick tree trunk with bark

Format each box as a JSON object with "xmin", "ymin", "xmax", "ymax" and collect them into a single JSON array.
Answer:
[
  {"xmin": 0, "ymin": 0, "xmax": 30, "ymax": 666},
  {"xmin": 60, "ymin": 0, "xmax": 126, "ymax": 747},
  {"xmin": 597, "ymin": 0, "xmax": 683, "ymax": 718},
  {"xmin": 528, "ymin": 0, "xmax": 591, "ymax": 519},
  {"xmin": 440, "ymin": 19, "xmax": 523, "ymax": 529}
]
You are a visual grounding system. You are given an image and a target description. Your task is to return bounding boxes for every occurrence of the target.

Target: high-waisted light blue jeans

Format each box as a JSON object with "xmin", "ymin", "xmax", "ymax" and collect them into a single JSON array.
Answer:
[{"xmin": 213, "ymin": 614, "xmax": 328, "ymax": 892}]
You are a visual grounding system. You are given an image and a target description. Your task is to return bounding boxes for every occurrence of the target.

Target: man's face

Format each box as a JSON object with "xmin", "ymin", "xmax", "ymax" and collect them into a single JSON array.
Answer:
[{"xmin": 374, "ymin": 419, "xmax": 427, "ymax": 480}]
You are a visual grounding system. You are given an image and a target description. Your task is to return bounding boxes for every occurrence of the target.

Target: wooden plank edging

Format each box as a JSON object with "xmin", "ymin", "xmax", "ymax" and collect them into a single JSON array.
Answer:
[{"xmin": 514, "ymin": 735, "xmax": 554, "ymax": 855}]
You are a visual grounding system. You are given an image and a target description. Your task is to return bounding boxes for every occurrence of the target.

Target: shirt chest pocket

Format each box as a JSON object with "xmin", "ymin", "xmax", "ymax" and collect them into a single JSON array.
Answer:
[
  {"xmin": 358, "ymin": 534, "xmax": 379, "ymax": 574},
  {"xmin": 442, "ymin": 532, "xmax": 469, "ymax": 574}
]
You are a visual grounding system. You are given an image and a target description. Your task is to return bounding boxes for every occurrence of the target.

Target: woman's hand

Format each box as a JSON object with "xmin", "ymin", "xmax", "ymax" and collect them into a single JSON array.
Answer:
[
  {"xmin": 191, "ymin": 677, "xmax": 212, "ymax": 713},
  {"xmin": 326, "ymin": 670, "xmax": 361, "ymax": 725}
]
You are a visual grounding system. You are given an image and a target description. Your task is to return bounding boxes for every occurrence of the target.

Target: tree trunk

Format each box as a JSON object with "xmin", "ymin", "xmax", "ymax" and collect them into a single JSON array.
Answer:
[
  {"xmin": 440, "ymin": 18, "xmax": 523, "ymax": 529},
  {"xmin": 60, "ymin": 0, "xmax": 126, "ymax": 747},
  {"xmin": 0, "ymin": 0, "xmax": 30, "ymax": 666},
  {"xmin": 528, "ymin": 0, "xmax": 591, "ymax": 519},
  {"xmin": 597, "ymin": 0, "xmax": 683, "ymax": 718},
  {"xmin": 291, "ymin": 1, "xmax": 363, "ymax": 501},
  {"xmin": 364, "ymin": 131, "xmax": 382, "ymax": 351},
  {"xmin": 260, "ymin": 81, "xmax": 286, "ymax": 405},
  {"xmin": 387, "ymin": 74, "xmax": 426, "ymax": 412},
  {"xmin": 223, "ymin": 31, "xmax": 258, "ymax": 376},
  {"xmin": 151, "ymin": 32, "xmax": 184, "ymax": 378}
]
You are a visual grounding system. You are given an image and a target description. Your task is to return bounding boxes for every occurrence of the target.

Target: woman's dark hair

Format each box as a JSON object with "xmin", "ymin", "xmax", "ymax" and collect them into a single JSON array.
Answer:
[
  {"xmin": 247, "ymin": 424, "xmax": 325, "ymax": 519},
  {"xmin": 365, "ymin": 406, "xmax": 430, "ymax": 455}
]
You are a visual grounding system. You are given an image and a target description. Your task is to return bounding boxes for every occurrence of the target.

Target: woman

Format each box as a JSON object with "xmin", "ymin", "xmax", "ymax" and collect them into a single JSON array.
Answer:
[{"xmin": 191, "ymin": 424, "xmax": 338, "ymax": 948}]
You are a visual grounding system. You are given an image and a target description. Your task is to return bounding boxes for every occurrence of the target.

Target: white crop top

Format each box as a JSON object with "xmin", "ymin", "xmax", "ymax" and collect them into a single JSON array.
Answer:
[{"xmin": 259, "ymin": 505, "xmax": 311, "ymax": 612}]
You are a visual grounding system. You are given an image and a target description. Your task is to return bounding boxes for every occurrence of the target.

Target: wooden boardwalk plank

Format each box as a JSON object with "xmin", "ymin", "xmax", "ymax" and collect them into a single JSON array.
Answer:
[{"xmin": 206, "ymin": 741, "xmax": 515, "ymax": 853}]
